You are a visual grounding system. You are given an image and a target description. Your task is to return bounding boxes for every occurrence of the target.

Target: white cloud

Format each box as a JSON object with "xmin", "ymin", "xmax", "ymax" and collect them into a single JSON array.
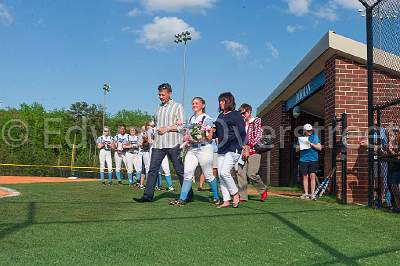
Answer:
[
  {"xmin": 127, "ymin": 8, "xmax": 141, "ymax": 17},
  {"xmin": 286, "ymin": 24, "xmax": 302, "ymax": 33},
  {"xmin": 287, "ymin": 0, "xmax": 312, "ymax": 16},
  {"xmin": 315, "ymin": 3, "xmax": 338, "ymax": 21},
  {"xmin": 141, "ymin": 0, "xmax": 216, "ymax": 12},
  {"xmin": 221, "ymin": 41, "xmax": 249, "ymax": 59},
  {"xmin": 333, "ymin": 0, "xmax": 363, "ymax": 10},
  {"xmin": 0, "ymin": 3, "xmax": 13, "ymax": 26},
  {"xmin": 285, "ymin": 0, "xmax": 363, "ymax": 22},
  {"xmin": 138, "ymin": 16, "xmax": 200, "ymax": 50},
  {"xmin": 266, "ymin": 42, "xmax": 279, "ymax": 58}
]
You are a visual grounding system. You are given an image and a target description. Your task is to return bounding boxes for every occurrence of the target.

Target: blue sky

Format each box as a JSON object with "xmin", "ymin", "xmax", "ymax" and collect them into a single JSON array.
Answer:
[{"xmin": 0, "ymin": 0, "xmax": 366, "ymax": 118}]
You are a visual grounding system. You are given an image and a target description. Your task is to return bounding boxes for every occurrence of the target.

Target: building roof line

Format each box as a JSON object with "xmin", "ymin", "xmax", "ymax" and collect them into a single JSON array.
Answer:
[{"xmin": 257, "ymin": 31, "xmax": 400, "ymax": 116}]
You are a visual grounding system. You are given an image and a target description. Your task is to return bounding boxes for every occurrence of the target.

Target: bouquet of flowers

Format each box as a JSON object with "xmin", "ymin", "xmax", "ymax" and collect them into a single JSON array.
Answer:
[
  {"xmin": 191, "ymin": 123, "xmax": 206, "ymax": 142},
  {"xmin": 180, "ymin": 121, "xmax": 212, "ymax": 150}
]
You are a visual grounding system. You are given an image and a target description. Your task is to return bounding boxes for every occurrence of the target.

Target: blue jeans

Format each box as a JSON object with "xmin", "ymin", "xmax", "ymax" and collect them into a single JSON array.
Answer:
[{"xmin": 143, "ymin": 146, "xmax": 192, "ymax": 201}]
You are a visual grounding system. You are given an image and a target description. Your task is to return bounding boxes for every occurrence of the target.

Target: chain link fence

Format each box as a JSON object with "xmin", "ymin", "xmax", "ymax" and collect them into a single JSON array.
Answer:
[{"xmin": 361, "ymin": 0, "xmax": 400, "ymax": 209}]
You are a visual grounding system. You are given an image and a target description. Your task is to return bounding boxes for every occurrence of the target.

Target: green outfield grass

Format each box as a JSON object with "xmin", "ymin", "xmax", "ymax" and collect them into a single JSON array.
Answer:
[{"xmin": 1, "ymin": 182, "xmax": 400, "ymax": 265}]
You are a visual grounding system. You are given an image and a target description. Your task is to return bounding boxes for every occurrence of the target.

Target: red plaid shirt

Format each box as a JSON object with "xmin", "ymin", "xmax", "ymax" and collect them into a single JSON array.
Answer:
[{"xmin": 246, "ymin": 117, "xmax": 262, "ymax": 155}]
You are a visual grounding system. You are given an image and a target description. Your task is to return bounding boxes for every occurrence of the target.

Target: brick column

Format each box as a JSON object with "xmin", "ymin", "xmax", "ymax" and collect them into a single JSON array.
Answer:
[
  {"xmin": 260, "ymin": 101, "xmax": 291, "ymax": 186},
  {"xmin": 325, "ymin": 56, "xmax": 369, "ymax": 204}
]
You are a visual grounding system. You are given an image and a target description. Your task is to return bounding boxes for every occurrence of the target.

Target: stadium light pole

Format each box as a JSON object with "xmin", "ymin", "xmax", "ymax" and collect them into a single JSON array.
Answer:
[
  {"xmin": 174, "ymin": 31, "xmax": 192, "ymax": 108},
  {"xmin": 102, "ymin": 83, "xmax": 111, "ymax": 129}
]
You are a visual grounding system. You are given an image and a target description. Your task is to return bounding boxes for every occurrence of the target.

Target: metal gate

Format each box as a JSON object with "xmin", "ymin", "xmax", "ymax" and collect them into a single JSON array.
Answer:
[{"xmin": 332, "ymin": 113, "xmax": 348, "ymax": 204}]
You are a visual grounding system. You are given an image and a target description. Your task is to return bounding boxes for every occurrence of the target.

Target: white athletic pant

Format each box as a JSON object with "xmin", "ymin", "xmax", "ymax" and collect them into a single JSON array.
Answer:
[
  {"xmin": 99, "ymin": 149, "xmax": 112, "ymax": 173},
  {"xmin": 143, "ymin": 150, "xmax": 170, "ymax": 176},
  {"xmin": 160, "ymin": 156, "xmax": 170, "ymax": 176},
  {"xmin": 125, "ymin": 152, "xmax": 142, "ymax": 174},
  {"xmin": 184, "ymin": 144, "xmax": 215, "ymax": 182},
  {"xmin": 114, "ymin": 151, "xmax": 128, "ymax": 172},
  {"xmin": 218, "ymin": 152, "xmax": 241, "ymax": 202},
  {"xmin": 142, "ymin": 151, "xmax": 151, "ymax": 175}
]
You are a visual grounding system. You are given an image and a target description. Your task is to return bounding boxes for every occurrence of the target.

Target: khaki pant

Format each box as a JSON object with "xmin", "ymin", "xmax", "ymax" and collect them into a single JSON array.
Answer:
[{"xmin": 237, "ymin": 153, "xmax": 266, "ymax": 200}]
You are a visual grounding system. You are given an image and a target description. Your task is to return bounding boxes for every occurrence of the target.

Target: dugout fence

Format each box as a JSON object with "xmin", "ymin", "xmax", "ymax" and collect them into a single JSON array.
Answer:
[
  {"xmin": 359, "ymin": 0, "xmax": 400, "ymax": 209},
  {"xmin": 332, "ymin": 113, "xmax": 348, "ymax": 204}
]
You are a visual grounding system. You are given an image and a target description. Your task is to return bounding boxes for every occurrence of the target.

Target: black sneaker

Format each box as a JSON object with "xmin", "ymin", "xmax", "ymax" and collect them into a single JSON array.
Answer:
[
  {"xmin": 118, "ymin": 181, "xmax": 123, "ymax": 185},
  {"xmin": 108, "ymin": 182, "xmax": 113, "ymax": 186},
  {"xmin": 101, "ymin": 181, "xmax": 106, "ymax": 185},
  {"xmin": 133, "ymin": 197, "xmax": 152, "ymax": 203}
]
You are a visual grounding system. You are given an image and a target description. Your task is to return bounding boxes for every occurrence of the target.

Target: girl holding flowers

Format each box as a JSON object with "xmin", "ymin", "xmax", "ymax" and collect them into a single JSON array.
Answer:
[{"xmin": 170, "ymin": 97, "xmax": 220, "ymax": 206}]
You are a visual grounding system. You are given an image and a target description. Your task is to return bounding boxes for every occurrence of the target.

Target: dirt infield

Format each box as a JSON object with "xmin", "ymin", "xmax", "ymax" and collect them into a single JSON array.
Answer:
[
  {"xmin": 0, "ymin": 176, "xmax": 96, "ymax": 185},
  {"xmin": 247, "ymin": 187, "xmax": 302, "ymax": 198}
]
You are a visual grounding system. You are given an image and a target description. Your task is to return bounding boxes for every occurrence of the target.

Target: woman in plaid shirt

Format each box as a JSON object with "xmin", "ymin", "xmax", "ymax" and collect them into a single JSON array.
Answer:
[{"xmin": 237, "ymin": 103, "xmax": 268, "ymax": 202}]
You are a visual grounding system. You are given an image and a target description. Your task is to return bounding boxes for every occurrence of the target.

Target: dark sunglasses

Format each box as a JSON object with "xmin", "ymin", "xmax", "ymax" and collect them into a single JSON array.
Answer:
[{"xmin": 241, "ymin": 111, "xmax": 246, "ymax": 115}]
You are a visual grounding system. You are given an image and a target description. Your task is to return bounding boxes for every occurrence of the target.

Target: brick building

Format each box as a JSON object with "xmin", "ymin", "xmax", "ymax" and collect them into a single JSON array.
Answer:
[{"xmin": 256, "ymin": 31, "xmax": 400, "ymax": 204}]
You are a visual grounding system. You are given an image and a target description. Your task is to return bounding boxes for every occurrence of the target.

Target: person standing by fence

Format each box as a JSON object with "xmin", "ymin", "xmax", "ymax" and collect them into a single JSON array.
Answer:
[
  {"xmin": 237, "ymin": 103, "xmax": 268, "ymax": 202},
  {"xmin": 387, "ymin": 128, "xmax": 400, "ymax": 212},
  {"xmin": 298, "ymin": 124, "xmax": 322, "ymax": 200},
  {"xmin": 96, "ymin": 127, "xmax": 113, "ymax": 185}
]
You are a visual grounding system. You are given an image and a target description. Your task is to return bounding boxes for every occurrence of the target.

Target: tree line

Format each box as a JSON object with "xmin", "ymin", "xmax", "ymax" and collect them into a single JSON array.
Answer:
[{"xmin": 0, "ymin": 102, "xmax": 151, "ymax": 177}]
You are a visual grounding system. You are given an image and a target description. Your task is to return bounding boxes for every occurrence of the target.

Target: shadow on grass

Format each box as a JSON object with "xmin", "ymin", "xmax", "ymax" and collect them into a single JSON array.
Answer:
[
  {"xmin": 309, "ymin": 244, "xmax": 400, "ymax": 265},
  {"xmin": 1, "ymin": 201, "xmax": 348, "ymax": 239},
  {"xmin": 0, "ymin": 202, "xmax": 35, "ymax": 240},
  {"xmin": 245, "ymin": 206, "xmax": 400, "ymax": 265},
  {"xmin": 2, "ymin": 201, "xmax": 399, "ymax": 265},
  {"xmin": 153, "ymin": 191, "xmax": 210, "ymax": 203}
]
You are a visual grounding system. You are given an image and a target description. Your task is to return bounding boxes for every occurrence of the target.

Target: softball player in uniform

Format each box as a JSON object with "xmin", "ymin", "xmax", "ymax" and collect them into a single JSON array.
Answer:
[
  {"xmin": 146, "ymin": 122, "xmax": 174, "ymax": 191},
  {"xmin": 140, "ymin": 125, "xmax": 151, "ymax": 189},
  {"xmin": 170, "ymin": 97, "xmax": 220, "ymax": 205},
  {"xmin": 124, "ymin": 127, "xmax": 143, "ymax": 187},
  {"xmin": 96, "ymin": 127, "xmax": 113, "ymax": 185},
  {"xmin": 113, "ymin": 124, "xmax": 129, "ymax": 185},
  {"xmin": 158, "ymin": 156, "xmax": 174, "ymax": 191}
]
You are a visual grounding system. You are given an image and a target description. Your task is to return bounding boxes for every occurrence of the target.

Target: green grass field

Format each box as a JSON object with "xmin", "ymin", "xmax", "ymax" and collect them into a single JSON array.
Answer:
[{"xmin": 1, "ymin": 182, "xmax": 400, "ymax": 265}]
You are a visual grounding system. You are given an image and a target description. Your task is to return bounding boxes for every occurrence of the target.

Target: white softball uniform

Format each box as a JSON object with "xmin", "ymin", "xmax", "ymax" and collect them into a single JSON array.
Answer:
[
  {"xmin": 141, "ymin": 130, "xmax": 170, "ymax": 175},
  {"xmin": 161, "ymin": 156, "xmax": 170, "ymax": 176},
  {"xmin": 114, "ymin": 134, "xmax": 129, "ymax": 172},
  {"xmin": 183, "ymin": 114, "xmax": 215, "ymax": 182},
  {"xmin": 97, "ymin": 135, "xmax": 113, "ymax": 173},
  {"xmin": 125, "ymin": 135, "xmax": 143, "ymax": 174}
]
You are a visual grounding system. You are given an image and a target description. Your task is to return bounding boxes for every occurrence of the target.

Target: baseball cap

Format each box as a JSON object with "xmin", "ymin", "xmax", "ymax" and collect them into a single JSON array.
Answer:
[{"xmin": 303, "ymin": 124, "xmax": 313, "ymax": 131}]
